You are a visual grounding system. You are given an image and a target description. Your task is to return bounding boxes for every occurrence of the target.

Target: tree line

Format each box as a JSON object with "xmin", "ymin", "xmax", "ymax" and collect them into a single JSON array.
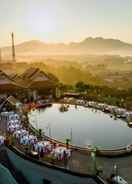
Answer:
[{"xmin": 58, "ymin": 81, "xmax": 132, "ymax": 110}]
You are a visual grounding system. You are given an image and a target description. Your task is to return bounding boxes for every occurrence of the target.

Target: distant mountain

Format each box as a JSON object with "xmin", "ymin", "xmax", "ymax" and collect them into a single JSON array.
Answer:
[
  {"xmin": 77, "ymin": 37, "xmax": 132, "ymax": 49},
  {"xmin": 2, "ymin": 37, "xmax": 132, "ymax": 56}
]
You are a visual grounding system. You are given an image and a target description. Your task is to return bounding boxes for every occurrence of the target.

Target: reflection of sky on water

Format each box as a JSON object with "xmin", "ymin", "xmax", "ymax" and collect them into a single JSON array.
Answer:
[{"xmin": 29, "ymin": 104, "xmax": 132, "ymax": 149}]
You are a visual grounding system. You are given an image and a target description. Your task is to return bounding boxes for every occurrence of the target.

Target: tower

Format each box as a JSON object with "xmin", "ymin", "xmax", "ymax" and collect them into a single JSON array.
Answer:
[{"xmin": 11, "ymin": 32, "xmax": 16, "ymax": 62}]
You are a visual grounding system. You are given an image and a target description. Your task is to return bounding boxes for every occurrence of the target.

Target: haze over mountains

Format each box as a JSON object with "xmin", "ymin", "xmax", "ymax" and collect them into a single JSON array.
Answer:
[{"xmin": 2, "ymin": 37, "xmax": 132, "ymax": 57}]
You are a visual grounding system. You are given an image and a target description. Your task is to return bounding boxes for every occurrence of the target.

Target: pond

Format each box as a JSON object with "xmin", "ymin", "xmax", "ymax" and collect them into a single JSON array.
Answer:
[{"xmin": 28, "ymin": 104, "xmax": 132, "ymax": 149}]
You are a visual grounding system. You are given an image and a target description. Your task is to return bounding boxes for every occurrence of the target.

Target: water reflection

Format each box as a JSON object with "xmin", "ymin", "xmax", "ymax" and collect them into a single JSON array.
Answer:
[{"xmin": 29, "ymin": 104, "xmax": 132, "ymax": 149}]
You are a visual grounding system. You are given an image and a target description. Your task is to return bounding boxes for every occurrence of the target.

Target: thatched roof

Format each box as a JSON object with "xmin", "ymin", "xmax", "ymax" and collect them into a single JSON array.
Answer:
[
  {"xmin": 0, "ymin": 70, "xmax": 28, "ymax": 91},
  {"xmin": 0, "ymin": 68, "xmax": 58, "ymax": 93},
  {"xmin": 0, "ymin": 70, "xmax": 13, "ymax": 85},
  {"xmin": 11, "ymin": 75, "xmax": 31, "ymax": 88},
  {"xmin": 21, "ymin": 67, "xmax": 57, "ymax": 81},
  {"xmin": 21, "ymin": 67, "xmax": 58, "ymax": 89},
  {"xmin": 21, "ymin": 68, "xmax": 40, "ymax": 80},
  {"xmin": 6, "ymin": 96, "xmax": 18, "ymax": 106}
]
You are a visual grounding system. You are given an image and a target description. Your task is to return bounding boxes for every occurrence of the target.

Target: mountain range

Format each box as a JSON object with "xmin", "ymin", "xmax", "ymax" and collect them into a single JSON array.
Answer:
[{"xmin": 2, "ymin": 37, "xmax": 132, "ymax": 56}]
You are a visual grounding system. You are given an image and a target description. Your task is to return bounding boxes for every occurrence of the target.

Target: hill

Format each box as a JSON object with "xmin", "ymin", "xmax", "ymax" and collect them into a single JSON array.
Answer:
[{"xmin": 2, "ymin": 37, "xmax": 132, "ymax": 56}]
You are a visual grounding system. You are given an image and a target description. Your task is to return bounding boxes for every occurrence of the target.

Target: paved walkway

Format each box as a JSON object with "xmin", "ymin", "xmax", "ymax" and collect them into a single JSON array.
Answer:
[{"xmin": 68, "ymin": 150, "xmax": 132, "ymax": 183}]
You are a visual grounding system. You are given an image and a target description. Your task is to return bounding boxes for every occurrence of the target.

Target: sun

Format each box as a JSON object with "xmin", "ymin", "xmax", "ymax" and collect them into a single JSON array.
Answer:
[{"xmin": 26, "ymin": 5, "xmax": 58, "ymax": 35}]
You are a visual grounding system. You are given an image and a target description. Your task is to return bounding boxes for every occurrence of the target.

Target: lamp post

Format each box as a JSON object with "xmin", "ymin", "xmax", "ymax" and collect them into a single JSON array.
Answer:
[
  {"xmin": 42, "ymin": 131, "xmax": 45, "ymax": 140},
  {"xmin": 35, "ymin": 112, "xmax": 38, "ymax": 131},
  {"xmin": 70, "ymin": 128, "xmax": 72, "ymax": 145},
  {"xmin": 66, "ymin": 138, "xmax": 70, "ymax": 149},
  {"xmin": 91, "ymin": 146, "xmax": 97, "ymax": 175},
  {"xmin": 45, "ymin": 123, "xmax": 52, "ymax": 138},
  {"xmin": 49, "ymin": 125, "xmax": 51, "ymax": 138},
  {"xmin": 38, "ymin": 128, "xmax": 42, "ymax": 139},
  {"xmin": 114, "ymin": 164, "xmax": 119, "ymax": 183}
]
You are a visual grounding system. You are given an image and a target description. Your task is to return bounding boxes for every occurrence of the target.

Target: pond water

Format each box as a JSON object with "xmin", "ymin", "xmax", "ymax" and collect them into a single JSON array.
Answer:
[{"xmin": 28, "ymin": 104, "xmax": 132, "ymax": 149}]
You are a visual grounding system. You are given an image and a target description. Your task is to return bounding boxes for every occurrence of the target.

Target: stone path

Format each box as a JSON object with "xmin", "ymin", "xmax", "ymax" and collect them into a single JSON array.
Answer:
[{"xmin": 68, "ymin": 150, "xmax": 132, "ymax": 183}]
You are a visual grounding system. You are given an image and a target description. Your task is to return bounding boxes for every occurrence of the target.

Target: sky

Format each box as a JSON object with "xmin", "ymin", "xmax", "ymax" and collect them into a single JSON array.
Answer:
[{"xmin": 0, "ymin": 0, "xmax": 132, "ymax": 46}]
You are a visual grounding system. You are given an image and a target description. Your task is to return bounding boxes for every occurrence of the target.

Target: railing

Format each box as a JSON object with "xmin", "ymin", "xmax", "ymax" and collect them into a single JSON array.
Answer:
[
  {"xmin": 6, "ymin": 145, "xmax": 105, "ymax": 184},
  {"xmin": 29, "ymin": 123, "xmax": 132, "ymax": 157}
]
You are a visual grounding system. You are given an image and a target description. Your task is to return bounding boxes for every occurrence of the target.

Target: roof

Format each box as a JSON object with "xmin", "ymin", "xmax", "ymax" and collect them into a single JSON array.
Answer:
[
  {"xmin": 0, "ymin": 70, "xmax": 28, "ymax": 89},
  {"xmin": 0, "ymin": 68, "xmax": 58, "ymax": 91},
  {"xmin": 11, "ymin": 75, "xmax": 31, "ymax": 88},
  {"xmin": 6, "ymin": 96, "xmax": 18, "ymax": 106},
  {"xmin": 21, "ymin": 67, "xmax": 58, "ymax": 82},
  {"xmin": 21, "ymin": 67, "xmax": 40, "ymax": 79},
  {"xmin": 3, "ymin": 146, "xmax": 99, "ymax": 184},
  {"xmin": 0, "ymin": 163, "xmax": 17, "ymax": 184},
  {"xmin": 9, "ymin": 73, "xmax": 18, "ymax": 80},
  {"xmin": 0, "ymin": 70, "xmax": 13, "ymax": 85},
  {"xmin": 21, "ymin": 67, "xmax": 58, "ymax": 89},
  {"xmin": 29, "ymin": 70, "xmax": 49, "ymax": 82}
]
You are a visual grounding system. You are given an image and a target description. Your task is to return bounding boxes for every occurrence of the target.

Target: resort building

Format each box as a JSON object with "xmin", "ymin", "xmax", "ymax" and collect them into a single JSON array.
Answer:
[
  {"xmin": 0, "ymin": 70, "xmax": 27, "ymax": 97},
  {"xmin": 21, "ymin": 67, "xmax": 58, "ymax": 99},
  {"xmin": 0, "ymin": 68, "xmax": 58, "ymax": 100}
]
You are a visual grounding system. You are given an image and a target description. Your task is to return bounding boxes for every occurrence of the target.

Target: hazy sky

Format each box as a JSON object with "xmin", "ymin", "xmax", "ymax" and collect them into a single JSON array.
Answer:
[{"xmin": 0, "ymin": 0, "xmax": 132, "ymax": 46}]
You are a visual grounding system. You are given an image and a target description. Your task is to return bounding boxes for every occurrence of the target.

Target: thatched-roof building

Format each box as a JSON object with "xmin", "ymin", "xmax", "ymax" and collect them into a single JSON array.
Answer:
[
  {"xmin": 0, "ymin": 68, "xmax": 58, "ymax": 100},
  {"xmin": 0, "ymin": 70, "xmax": 27, "ymax": 93},
  {"xmin": 21, "ymin": 67, "xmax": 58, "ymax": 94}
]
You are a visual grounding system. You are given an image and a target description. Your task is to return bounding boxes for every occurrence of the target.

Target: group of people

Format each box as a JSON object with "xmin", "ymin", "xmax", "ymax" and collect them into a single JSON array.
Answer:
[
  {"xmin": 0, "ymin": 135, "xmax": 5, "ymax": 146},
  {"xmin": 5, "ymin": 111, "xmax": 71, "ymax": 161}
]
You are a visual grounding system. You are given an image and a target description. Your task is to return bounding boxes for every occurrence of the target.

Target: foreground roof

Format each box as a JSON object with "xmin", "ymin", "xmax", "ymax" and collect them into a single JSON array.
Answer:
[
  {"xmin": 21, "ymin": 67, "xmax": 58, "ymax": 83},
  {"xmin": 0, "ymin": 146, "xmax": 100, "ymax": 184},
  {"xmin": 0, "ymin": 70, "xmax": 13, "ymax": 85},
  {"xmin": 0, "ymin": 68, "xmax": 58, "ymax": 91}
]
